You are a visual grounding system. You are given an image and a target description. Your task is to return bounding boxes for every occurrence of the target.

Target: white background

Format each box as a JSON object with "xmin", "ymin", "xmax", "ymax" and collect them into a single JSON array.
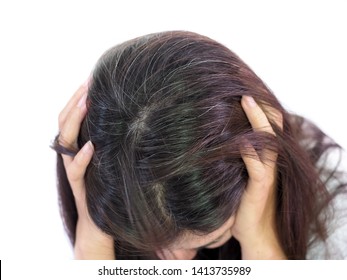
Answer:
[{"xmin": 0, "ymin": 0, "xmax": 346, "ymax": 261}]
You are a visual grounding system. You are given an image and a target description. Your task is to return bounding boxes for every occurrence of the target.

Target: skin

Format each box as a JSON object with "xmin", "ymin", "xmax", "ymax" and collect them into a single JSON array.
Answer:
[
  {"xmin": 156, "ymin": 215, "xmax": 236, "ymax": 260},
  {"xmin": 57, "ymin": 79, "xmax": 286, "ymax": 260},
  {"xmin": 58, "ymin": 79, "xmax": 114, "ymax": 259}
]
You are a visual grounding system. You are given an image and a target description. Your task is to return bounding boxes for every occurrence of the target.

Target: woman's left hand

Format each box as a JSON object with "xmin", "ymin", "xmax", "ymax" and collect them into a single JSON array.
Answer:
[{"xmin": 231, "ymin": 95, "xmax": 286, "ymax": 259}]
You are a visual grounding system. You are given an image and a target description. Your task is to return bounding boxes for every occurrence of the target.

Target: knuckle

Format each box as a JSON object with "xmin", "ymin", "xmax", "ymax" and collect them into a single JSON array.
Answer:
[
  {"xmin": 66, "ymin": 164, "xmax": 81, "ymax": 183},
  {"xmin": 58, "ymin": 133, "xmax": 73, "ymax": 147},
  {"xmin": 252, "ymin": 167, "xmax": 267, "ymax": 183}
]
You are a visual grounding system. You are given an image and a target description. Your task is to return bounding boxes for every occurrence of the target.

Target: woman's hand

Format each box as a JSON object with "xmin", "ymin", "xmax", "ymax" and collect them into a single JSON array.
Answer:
[
  {"xmin": 231, "ymin": 95, "xmax": 286, "ymax": 260},
  {"xmin": 57, "ymin": 79, "xmax": 115, "ymax": 259}
]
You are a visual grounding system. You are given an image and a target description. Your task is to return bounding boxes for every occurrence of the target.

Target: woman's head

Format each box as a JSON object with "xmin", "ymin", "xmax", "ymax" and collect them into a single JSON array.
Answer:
[{"xmin": 58, "ymin": 31, "xmax": 332, "ymax": 259}]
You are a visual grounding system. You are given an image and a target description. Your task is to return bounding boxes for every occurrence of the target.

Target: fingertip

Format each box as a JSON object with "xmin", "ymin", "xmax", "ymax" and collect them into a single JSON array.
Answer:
[
  {"xmin": 241, "ymin": 95, "xmax": 247, "ymax": 109},
  {"xmin": 242, "ymin": 95, "xmax": 257, "ymax": 108},
  {"xmin": 75, "ymin": 141, "xmax": 94, "ymax": 166},
  {"xmin": 69, "ymin": 141, "xmax": 94, "ymax": 181},
  {"xmin": 82, "ymin": 140, "xmax": 94, "ymax": 156},
  {"xmin": 77, "ymin": 93, "xmax": 88, "ymax": 108}
]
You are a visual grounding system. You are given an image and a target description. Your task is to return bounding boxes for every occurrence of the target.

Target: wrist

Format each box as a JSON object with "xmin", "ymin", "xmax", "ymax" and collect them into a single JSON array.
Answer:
[
  {"xmin": 74, "ymin": 217, "xmax": 115, "ymax": 259},
  {"xmin": 74, "ymin": 237, "xmax": 115, "ymax": 260},
  {"xmin": 239, "ymin": 235, "xmax": 286, "ymax": 260},
  {"xmin": 74, "ymin": 233, "xmax": 115, "ymax": 259}
]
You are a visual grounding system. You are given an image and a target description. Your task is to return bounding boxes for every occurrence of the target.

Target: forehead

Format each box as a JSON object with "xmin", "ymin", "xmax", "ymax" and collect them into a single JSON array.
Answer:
[{"xmin": 171, "ymin": 215, "xmax": 235, "ymax": 249}]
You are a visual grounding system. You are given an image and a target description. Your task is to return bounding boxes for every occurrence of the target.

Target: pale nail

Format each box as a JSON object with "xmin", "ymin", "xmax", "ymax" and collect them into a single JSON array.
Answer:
[
  {"xmin": 82, "ymin": 140, "xmax": 94, "ymax": 155},
  {"xmin": 77, "ymin": 93, "xmax": 87, "ymax": 108},
  {"xmin": 245, "ymin": 96, "xmax": 256, "ymax": 107}
]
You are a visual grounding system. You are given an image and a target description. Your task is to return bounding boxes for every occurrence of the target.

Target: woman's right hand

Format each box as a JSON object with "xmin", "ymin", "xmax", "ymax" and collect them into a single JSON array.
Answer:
[{"xmin": 58, "ymin": 79, "xmax": 115, "ymax": 259}]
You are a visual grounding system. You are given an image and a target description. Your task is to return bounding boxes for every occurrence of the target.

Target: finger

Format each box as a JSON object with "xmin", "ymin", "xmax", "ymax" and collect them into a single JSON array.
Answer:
[
  {"xmin": 240, "ymin": 141, "xmax": 274, "ymax": 214},
  {"xmin": 58, "ymin": 78, "xmax": 90, "ymax": 129},
  {"xmin": 66, "ymin": 141, "xmax": 94, "ymax": 200},
  {"xmin": 241, "ymin": 96, "xmax": 281, "ymax": 166},
  {"xmin": 59, "ymin": 93, "xmax": 87, "ymax": 148},
  {"xmin": 59, "ymin": 92, "xmax": 88, "ymax": 166},
  {"xmin": 241, "ymin": 95, "xmax": 276, "ymax": 136},
  {"xmin": 240, "ymin": 140, "xmax": 265, "ymax": 185},
  {"xmin": 61, "ymin": 152, "xmax": 74, "ymax": 166}
]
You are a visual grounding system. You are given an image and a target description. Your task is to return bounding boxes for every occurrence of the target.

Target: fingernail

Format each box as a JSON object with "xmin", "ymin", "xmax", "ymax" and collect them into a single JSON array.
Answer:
[
  {"xmin": 245, "ymin": 96, "xmax": 256, "ymax": 107},
  {"xmin": 77, "ymin": 93, "xmax": 87, "ymax": 108},
  {"xmin": 82, "ymin": 140, "xmax": 94, "ymax": 155}
]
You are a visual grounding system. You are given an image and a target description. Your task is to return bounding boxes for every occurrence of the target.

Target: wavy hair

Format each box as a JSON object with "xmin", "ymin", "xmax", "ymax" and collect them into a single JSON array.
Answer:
[{"xmin": 54, "ymin": 31, "xmax": 346, "ymax": 259}]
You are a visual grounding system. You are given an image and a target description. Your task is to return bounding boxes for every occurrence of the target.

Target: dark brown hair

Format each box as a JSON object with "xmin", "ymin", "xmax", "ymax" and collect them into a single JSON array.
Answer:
[{"xmin": 54, "ymin": 31, "xmax": 346, "ymax": 259}]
